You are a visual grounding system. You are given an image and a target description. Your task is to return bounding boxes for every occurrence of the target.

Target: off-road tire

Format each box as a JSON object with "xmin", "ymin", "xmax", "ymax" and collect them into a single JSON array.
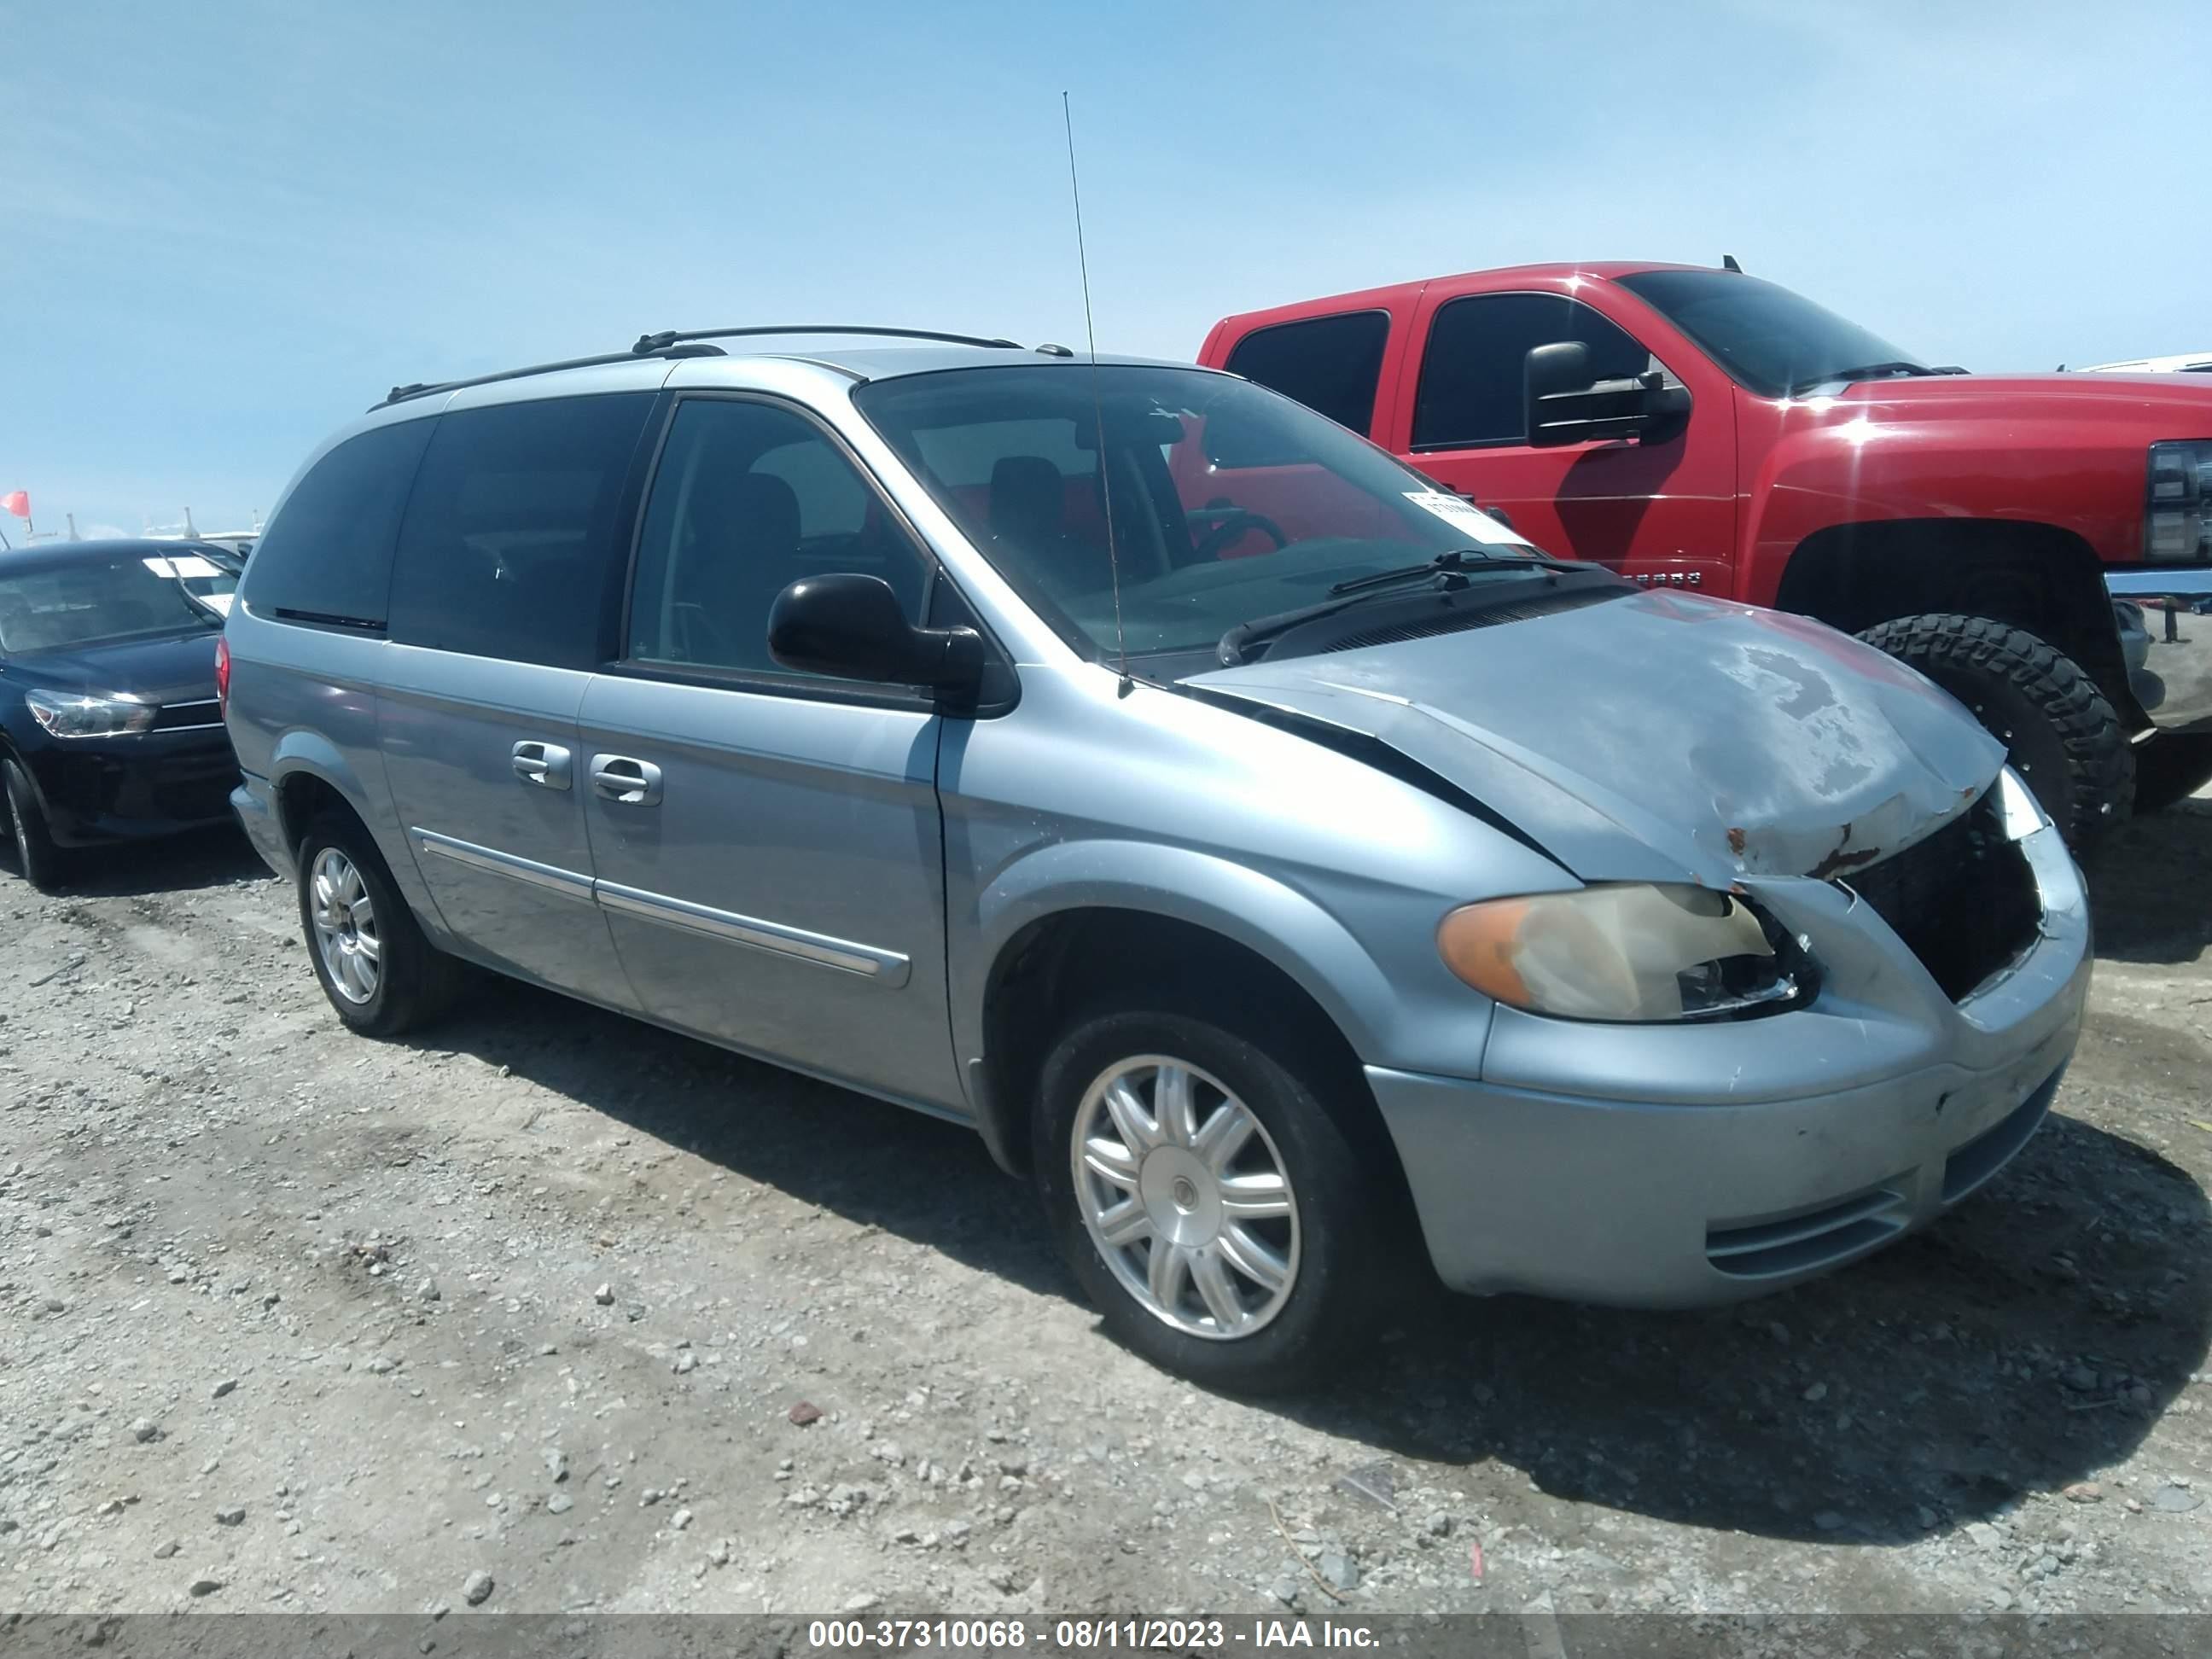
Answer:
[
  {"xmin": 1857, "ymin": 614, "xmax": 2133, "ymax": 847},
  {"xmin": 1033, "ymin": 1004, "xmax": 1390, "ymax": 1394},
  {"xmin": 296, "ymin": 812, "xmax": 463, "ymax": 1037},
  {"xmin": 3, "ymin": 758, "xmax": 67, "ymax": 893},
  {"xmin": 2131, "ymin": 732, "xmax": 2212, "ymax": 817}
]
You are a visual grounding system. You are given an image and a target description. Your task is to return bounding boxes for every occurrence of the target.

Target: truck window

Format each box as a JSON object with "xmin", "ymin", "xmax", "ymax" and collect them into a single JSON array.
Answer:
[
  {"xmin": 240, "ymin": 416, "xmax": 435, "ymax": 629},
  {"xmin": 1224, "ymin": 311, "xmax": 1390, "ymax": 437},
  {"xmin": 1412, "ymin": 293, "xmax": 1653, "ymax": 450},
  {"xmin": 386, "ymin": 393, "xmax": 657, "ymax": 669}
]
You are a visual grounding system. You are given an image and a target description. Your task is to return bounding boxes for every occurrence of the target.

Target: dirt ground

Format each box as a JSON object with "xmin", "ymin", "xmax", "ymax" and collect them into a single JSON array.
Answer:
[{"xmin": 3, "ymin": 793, "xmax": 2209, "ymax": 1620}]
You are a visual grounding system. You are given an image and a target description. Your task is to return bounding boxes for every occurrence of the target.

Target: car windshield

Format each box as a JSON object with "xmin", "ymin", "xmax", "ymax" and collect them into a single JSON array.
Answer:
[
  {"xmin": 0, "ymin": 552, "xmax": 231, "ymax": 653},
  {"xmin": 853, "ymin": 364, "xmax": 1544, "ymax": 661},
  {"xmin": 1616, "ymin": 269, "xmax": 1929, "ymax": 397}
]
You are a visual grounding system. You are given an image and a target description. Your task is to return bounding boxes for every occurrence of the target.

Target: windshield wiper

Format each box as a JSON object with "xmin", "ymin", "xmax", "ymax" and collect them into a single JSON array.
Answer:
[
  {"xmin": 1789, "ymin": 361, "xmax": 1940, "ymax": 395},
  {"xmin": 1220, "ymin": 553, "xmax": 1576, "ymax": 666}
]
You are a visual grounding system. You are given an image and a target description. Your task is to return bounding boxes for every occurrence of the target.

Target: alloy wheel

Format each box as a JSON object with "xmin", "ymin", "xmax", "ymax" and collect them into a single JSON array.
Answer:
[{"xmin": 309, "ymin": 847, "xmax": 381, "ymax": 1004}]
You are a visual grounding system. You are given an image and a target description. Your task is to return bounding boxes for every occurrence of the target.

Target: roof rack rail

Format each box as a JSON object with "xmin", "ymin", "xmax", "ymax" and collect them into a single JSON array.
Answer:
[
  {"xmin": 375, "ymin": 325, "xmax": 1020, "ymax": 411},
  {"xmin": 374, "ymin": 341, "xmax": 731, "ymax": 410},
  {"xmin": 630, "ymin": 325, "xmax": 1023, "ymax": 354}
]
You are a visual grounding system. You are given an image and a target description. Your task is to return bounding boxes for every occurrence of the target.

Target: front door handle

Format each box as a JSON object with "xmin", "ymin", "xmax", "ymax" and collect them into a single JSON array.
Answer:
[
  {"xmin": 511, "ymin": 741, "xmax": 573, "ymax": 790},
  {"xmin": 589, "ymin": 754, "xmax": 663, "ymax": 806}
]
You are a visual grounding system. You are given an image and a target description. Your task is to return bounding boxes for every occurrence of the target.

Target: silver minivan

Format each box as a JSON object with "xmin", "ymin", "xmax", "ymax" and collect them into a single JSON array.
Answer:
[{"xmin": 222, "ymin": 329, "xmax": 2090, "ymax": 1390}]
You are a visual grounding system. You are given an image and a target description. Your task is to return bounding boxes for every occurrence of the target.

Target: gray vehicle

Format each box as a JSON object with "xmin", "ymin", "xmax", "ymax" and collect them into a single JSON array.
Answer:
[{"xmin": 221, "ymin": 328, "xmax": 2091, "ymax": 1390}]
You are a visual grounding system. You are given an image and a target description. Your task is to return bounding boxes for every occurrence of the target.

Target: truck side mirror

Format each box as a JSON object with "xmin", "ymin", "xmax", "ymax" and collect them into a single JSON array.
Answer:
[{"xmin": 1524, "ymin": 341, "xmax": 1691, "ymax": 449}]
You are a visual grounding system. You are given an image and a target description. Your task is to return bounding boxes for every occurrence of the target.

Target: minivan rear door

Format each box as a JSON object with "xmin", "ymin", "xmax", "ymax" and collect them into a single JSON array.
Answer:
[
  {"xmin": 376, "ymin": 389, "xmax": 661, "ymax": 1011},
  {"xmin": 577, "ymin": 393, "xmax": 964, "ymax": 1109}
]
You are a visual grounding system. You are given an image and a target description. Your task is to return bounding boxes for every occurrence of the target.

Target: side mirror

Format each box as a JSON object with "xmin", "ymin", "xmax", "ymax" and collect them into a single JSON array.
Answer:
[
  {"xmin": 1523, "ymin": 341, "xmax": 1691, "ymax": 449},
  {"xmin": 767, "ymin": 573, "xmax": 985, "ymax": 694}
]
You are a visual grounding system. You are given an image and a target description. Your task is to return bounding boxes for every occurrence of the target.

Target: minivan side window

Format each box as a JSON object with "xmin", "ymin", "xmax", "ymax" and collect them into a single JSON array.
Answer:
[
  {"xmin": 626, "ymin": 399, "xmax": 930, "ymax": 680},
  {"xmin": 240, "ymin": 416, "xmax": 434, "ymax": 628},
  {"xmin": 386, "ymin": 393, "xmax": 656, "ymax": 670},
  {"xmin": 1223, "ymin": 311, "xmax": 1390, "ymax": 438},
  {"xmin": 1412, "ymin": 293, "xmax": 1656, "ymax": 450}
]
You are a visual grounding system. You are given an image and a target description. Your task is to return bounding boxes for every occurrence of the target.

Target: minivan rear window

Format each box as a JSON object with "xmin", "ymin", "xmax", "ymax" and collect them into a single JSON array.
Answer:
[
  {"xmin": 387, "ymin": 393, "xmax": 656, "ymax": 670},
  {"xmin": 241, "ymin": 417, "xmax": 435, "ymax": 628}
]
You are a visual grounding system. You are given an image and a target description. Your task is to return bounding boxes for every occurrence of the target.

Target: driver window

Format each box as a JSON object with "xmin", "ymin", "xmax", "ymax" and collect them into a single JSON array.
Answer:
[
  {"xmin": 627, "ymin": 399, "xmax": 928, "ymax": 678},
  {"xmin": 1412, "ymin": 293, "xmax": 1671, "ymax": 451}
]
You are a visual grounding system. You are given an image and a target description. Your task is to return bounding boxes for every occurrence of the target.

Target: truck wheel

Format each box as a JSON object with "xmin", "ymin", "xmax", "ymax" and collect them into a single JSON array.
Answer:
[
  {"xmin": 1033, "ymin": 1004, "xmax": 1387, "ymax": 1394},
  {"xmin": 1858, "ymin": 614, "xmax": 2133, "ymax": 847},
  {"xmin": 2132, "ymin": 732, "xmax": 2212, "ymax": 816},
  {"xmin": 3, "ymin": 759, "xmax": 68, "ymax": 894}
]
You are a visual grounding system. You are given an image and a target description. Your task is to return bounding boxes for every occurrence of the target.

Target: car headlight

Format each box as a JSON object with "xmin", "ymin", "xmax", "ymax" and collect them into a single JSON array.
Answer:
[
  {"xmin": 1436, "ymin": 883, "xmax": 1806, "ymax": 1022},
  {"xmin": 24, "ymin": 688, "xmax": 159, "ymax": 739},
  {"xmin": 2145, "ymin": 440, "xmax": 2212, "ymax": 562}
]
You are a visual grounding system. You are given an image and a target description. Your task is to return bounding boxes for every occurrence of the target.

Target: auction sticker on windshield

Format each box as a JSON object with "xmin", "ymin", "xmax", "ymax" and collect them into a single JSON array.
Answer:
[{"xmin": 1401, "ymin": 490, "xmax": 1526, "ymax": 546}]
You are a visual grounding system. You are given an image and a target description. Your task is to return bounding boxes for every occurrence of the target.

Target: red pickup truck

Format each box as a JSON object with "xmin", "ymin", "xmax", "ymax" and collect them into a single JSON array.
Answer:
[{"xmin": 1200, "ymin": 263, "xmax": 2212, "ymax": 843}]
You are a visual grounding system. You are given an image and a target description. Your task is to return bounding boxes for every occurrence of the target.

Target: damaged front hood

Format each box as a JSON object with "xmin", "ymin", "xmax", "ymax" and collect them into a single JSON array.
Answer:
[{"xmin": 1187, "ymin": 589, "xmax": 2005, "ymax": 887}]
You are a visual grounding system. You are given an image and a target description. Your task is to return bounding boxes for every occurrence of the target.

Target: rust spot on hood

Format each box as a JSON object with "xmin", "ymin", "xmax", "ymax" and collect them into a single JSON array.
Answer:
[{"xmin": 1726, "ymin": 827, "xmax": 1747, "ymax": 855}]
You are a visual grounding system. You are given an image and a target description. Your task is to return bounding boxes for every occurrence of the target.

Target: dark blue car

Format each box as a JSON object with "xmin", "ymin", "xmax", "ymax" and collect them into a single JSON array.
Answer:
[{"xmin": 0, "ymin": 538, "xmax": 242, "ymax": 889}]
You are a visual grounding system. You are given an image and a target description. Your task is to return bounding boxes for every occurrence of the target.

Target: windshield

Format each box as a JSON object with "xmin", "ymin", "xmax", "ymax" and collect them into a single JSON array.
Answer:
[
  {"xmin": 0, "ymin": 552, "xmax": 231, "ymax": 653},
  {"xmin": 853, "ymin": 364, "xmax": 1543, "ymax": 660},
  {"xmin": 1616, "ymin": 270, "xmax": 1926, "ymax": 397}
]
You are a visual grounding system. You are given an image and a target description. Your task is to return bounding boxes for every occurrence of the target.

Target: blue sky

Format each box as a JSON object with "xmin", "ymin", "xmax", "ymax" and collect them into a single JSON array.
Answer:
[{"xmin": 3, "ymin": 0, "xmax": 2207, "ymax": 537}]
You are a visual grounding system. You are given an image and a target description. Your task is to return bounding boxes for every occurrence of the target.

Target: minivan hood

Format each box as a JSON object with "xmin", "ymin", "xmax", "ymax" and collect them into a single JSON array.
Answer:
[{"xmin": 1187, "ymin": 589, "xmax": 2005, "ymax": 888}]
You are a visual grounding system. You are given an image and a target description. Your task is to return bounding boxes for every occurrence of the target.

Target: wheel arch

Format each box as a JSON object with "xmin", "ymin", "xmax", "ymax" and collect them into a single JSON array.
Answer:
[
  {"xmin": 962, "ymin": 849, "xmax": 1406, "ymax": 1184},
  {"xmin": 1769, "ymin": 518, "xmax": 2145, "ymax": 729}
]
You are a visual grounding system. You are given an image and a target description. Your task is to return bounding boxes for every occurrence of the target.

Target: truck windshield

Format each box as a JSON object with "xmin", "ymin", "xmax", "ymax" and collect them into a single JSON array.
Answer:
[
  {"xmin": 1617, "ymin": 269, "xmax": 1930, "ymax": 398},
  {"xmin": 853, "ymin": 364, "xmax": 1547, "ymax": 661}
]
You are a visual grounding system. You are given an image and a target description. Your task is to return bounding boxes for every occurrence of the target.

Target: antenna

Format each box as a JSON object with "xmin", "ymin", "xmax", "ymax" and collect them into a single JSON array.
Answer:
[{"xmin": 1062, "ymin": 91, "xmax": 1133, "ymax": 698}]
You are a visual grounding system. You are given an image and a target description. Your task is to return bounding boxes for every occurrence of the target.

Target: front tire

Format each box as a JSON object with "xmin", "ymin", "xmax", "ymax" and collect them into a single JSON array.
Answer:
[
  {"xmin": 1033, "ymin": 1006, "xmax": 1386, "ymax": 1393},
  {"xmin": 3, "ymin": 759, "xmax": 67, "ymax": 893},
  {"xmin": 295, "ymin": 812, "xmax": 460, "ymax": 1036},
  {"xmin": 1857, "ymin": 614, "xmax": 2133, "ymax": 847}
]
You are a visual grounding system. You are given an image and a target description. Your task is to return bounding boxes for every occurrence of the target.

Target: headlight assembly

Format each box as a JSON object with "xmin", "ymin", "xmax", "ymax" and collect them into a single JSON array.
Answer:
[
  {"xmin": 2145, "ymin": 440, "xmax": 2212, "ymax": 562},
  {"xmin": 1437, "ymin": 883, "xmax": 1806, "ymax": 1022},
  {"xmin": 24, "ymin": 688, "xmax": 159, "ymax": 739}
]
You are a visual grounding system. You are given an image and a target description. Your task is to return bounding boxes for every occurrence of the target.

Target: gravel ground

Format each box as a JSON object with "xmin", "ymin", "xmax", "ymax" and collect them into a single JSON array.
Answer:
[{"xmin": 3, "ymin": 795, "xmax": 2209, "ymax": 1619}]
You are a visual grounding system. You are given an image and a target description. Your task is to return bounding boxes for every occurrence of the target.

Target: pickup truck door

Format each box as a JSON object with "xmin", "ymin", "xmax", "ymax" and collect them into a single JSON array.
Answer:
[{"xmin": 1381, "ymin": 285, "xmax": 1737, "ymax": 595}]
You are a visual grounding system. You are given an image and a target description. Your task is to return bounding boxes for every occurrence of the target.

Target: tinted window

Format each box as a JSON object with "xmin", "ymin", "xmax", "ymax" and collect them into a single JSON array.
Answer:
[
  {"xmin": 242, "ymin": 417, "xmax": 434, "ymax": 626},
  {"xmin": 1615, "ymin": 270, "xmax": 1922, "ymax": 397},
  {"xmin": 626, "ymin": 399, "xmax": 928, "ymax": 678},
  {"xmin": 1412, "ymin": 294, "xmax": 1655, "ymax": 449},
  {"xmin": 387, "ymin": 393, "xmax": 655, "ymax": 668},
  {"xmin": 1225, "ymin": 311, "xmax": 1390, "ymax": 437}
]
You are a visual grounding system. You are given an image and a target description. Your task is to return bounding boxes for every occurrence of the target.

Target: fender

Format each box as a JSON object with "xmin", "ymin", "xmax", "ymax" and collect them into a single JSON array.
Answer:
[{"xmin": 953, "ymin": 835, "xmax": 1494, "ymax": 1089}]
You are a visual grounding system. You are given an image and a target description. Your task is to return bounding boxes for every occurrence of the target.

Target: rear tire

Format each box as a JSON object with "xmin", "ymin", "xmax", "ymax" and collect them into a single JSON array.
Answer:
[
  {"xmin": 1033, "ymin": 1004, "xmax": 1388, "ymax": 1394},
  {"xmin": 295, "ymin": 812, "xmax": 461, "ymax": 1037},
  {"xmin": 2, "ymin": 759, "xmax": 67, "ymax": 894},
  {"xmin": 1857, "ymin": 614, "xmax": 2133, "ymax": 847},
  {"xmin": 2131, "ymin": 731, "xmax": 2212, "ymax": 816}
]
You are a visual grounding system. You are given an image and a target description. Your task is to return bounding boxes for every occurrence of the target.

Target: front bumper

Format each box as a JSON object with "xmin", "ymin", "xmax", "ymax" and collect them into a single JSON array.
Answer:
[
  {"xmin": 23, "ymin": 727, "xmax": 241, "ymax": 847},
  {"xmin": 1369, "ymin": 787, "xmax": 2092, "ymax": 1307},
  {"xmin": 2110, "ymin": 568, "xmax": 2212, "ymax": 733}
]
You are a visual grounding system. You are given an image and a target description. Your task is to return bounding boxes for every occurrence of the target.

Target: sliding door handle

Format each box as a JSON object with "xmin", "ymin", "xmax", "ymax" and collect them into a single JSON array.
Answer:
[
  {"xmin": 511, "ymin": 741, "xmax": 573, "ymax": 790},
  {"xmin": 589, "ymin": 754, "xmax": 663, "ymax": 806}
]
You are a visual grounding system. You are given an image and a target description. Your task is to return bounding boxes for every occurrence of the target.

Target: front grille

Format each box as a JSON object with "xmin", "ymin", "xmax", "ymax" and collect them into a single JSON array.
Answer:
[
  {"xmin": 1841, "ymin": 790, "xmax": 2040, "ymax": 1001},
  {"xmin": 152, "ymin": 699, "xmax": 224, "ymax": 731},
  {"xmin": 1706, "ymin": 1185, "xmax": 1908, "ymax": 1279}
]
